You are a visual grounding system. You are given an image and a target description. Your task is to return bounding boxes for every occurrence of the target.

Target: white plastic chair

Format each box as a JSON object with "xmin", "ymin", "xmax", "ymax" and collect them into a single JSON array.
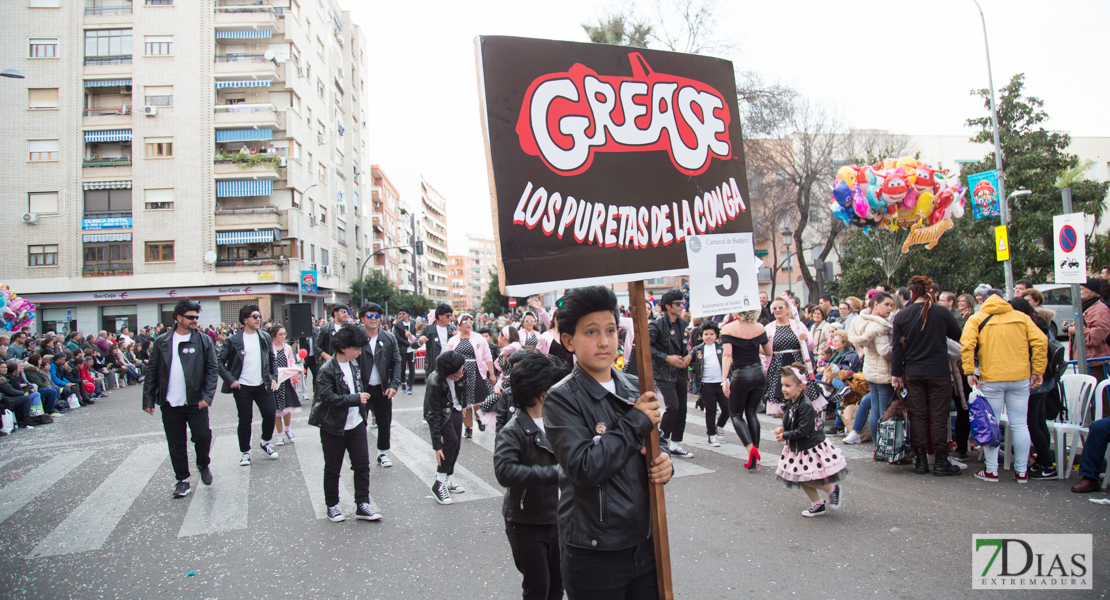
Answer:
[{"xmin": 1046, "ymin": 374, "xmax": 1097, "ymax": 479}]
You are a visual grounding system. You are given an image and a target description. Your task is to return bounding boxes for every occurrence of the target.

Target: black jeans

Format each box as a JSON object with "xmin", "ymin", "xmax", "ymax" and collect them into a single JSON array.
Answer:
[
  {"xmin": 160, "ymin": 403, "xmax": 212, "ymax": 481},
  {"xmin": 1028, "ymin": 392, "xmax": 1053, "ymax": 468},
  {"xmin": 658, "ymin": 375, "xmax": 687, "ymax": 442},
  {"xmin": 954, "ymin": 374, "xmax": 972, "ymax": 454},
  {"xmin": 701, "ymin": 383, "xmax": 728, "ymax": 435},
  {"xmin": 438, "ymin": 409, "xmax": 462, "ymax": 476},
  {"xmin": 561, "ymin": 537, "xmax": 657, "ymax": 600},
  {"xmin": 505, "ymin": 520, "xmax": 562, "ymax": 600},
  {"xmin": 729, "ymin": 364, "xmax": 766, "ymax": 448},
  {"xmin": 367, "ymin": 384, "xmax": 391, "ymax": 451},
  {"xmin": 904, "ymin": 375, "xmax": 952, "ymax": 452},
  {"xmin": 320, "ymin": 422, "xmax": 370, "ymax": 507},
  {"xmin": 400, "ymin": 352, "xmax": 417, "ymax": 390},
  {"xmin": 232, "ymin": 384, "xmax": 276, "ymax": 452}
]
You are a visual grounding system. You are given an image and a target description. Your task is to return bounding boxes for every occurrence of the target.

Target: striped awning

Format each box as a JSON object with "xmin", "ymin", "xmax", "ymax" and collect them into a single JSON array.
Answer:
[
  {"xmin": 215, "ymin": 30, "xmax": 272, "ymax": 39},
  {"xmin": 82, "ymin": 180, "xmax": 132, "ymax": 190},
  {"xmin": 84, "ymin": 129, "xmax": 132, "ymax": 143},
  {"xmin": 216, "ymin": 179, "xmax": 273, "ymax": 197},
  {"xmin": 83, "ymin": 232, "xmax": 132, "ymax": 243},
  {"xmin": 215, "ymin": 128, "xmax": 273, "ymax": 143},
  {"xmin": 216, "ymin": 230, "xmax": 276, "ymax": 245},
  {"xmin": 84, "ymin": 78, "xmax": 132, "ymax": 88},
  {"xmin": 215, "ymin": 79, "xmax": 272, "ymax": 89}
]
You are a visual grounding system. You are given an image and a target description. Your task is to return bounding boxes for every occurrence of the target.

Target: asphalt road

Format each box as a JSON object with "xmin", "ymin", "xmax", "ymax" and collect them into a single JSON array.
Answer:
[{"xmin": 0, "ymin": 382, "xmax": 1107, "ymax": 599}]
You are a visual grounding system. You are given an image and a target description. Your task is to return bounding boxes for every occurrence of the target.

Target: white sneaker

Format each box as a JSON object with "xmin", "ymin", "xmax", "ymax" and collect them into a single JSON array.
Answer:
[
  {"xmin": 275, "ymin": 434, "xmax": 285, "ymax": 446},
  {"xmin": 239, "ymin": 452, "xmax": 251, "ymax": 466},
  {"xmin": 842, "ymin": 431, "xmax": 862, "ymax": 445},
  {"xmin": 949, "ymin": 456, "xmax": 969, "ymax": 470},
  {"xmin": 708, "ymin": 435, "xmax": 721, "ymax": 447}
]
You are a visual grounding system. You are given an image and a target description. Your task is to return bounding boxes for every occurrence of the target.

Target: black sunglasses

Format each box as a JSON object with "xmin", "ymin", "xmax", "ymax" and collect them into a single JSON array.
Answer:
[
  {"xmin": 248, "ymin": 313, "xmax": 262, "ymax": 319},
  {"xmin": 181, "ymin": 315, "xmax": 199, "ymax": 320}
]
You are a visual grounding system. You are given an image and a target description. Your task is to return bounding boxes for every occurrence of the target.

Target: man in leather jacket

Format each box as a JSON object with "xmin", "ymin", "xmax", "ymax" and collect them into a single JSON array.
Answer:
[
  {"xmin": 314, "ymin": 304, "xmax": 351, "ymax": 363},
  {"xmin": 142, "ymin": 298, "xmax": 219, "ymax": 498},
  {"xmin": 493, "ymin": 352, "xmax": 568, "ymax": 600},
  {"xmin": 543, "ymin": 286, "xmax": 672, "ymax": 599},
  {"xmin": 355, "ymin": 302, "xmax": 402, "ymax": 468},
  {"xmin": 218, "ymin": 304, "xmax": 280, "ymax": 465},
  {"xmin": 422, "ymin": 351, "xmax": 468, "ymax": 505},
  {"xmin": 649, "ymin": 288, "xmax": 693, "ymax": 457},
  {"xmin": 392, "ymin": 306, "xmax": 419, "ymax": 394},
  {"xmin": 415, "ymin": 303, "xmax": 456, "ymax": 374}
]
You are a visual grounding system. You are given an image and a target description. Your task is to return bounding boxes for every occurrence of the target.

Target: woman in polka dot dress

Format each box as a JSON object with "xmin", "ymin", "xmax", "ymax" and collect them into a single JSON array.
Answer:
[{"xmin": 773, "ymin": 363, "xmax": 848, "ymax": 518}]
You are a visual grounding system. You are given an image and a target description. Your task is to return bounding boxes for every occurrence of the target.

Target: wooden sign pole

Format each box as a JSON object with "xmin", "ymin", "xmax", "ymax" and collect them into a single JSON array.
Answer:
[{"xmin": 628, "ymin": 280, "xmax": 674, "ymax": 600}]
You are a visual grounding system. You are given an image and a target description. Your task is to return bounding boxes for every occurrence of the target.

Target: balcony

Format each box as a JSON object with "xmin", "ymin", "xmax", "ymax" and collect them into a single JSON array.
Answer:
[
  {"xmin": 214, "ymin": 153, "xmax": 283, "ymax": 177},
  {"xmin": 215, "ymin": 204, "xmax": 284, "ymax": 232},
  {"xmin": 82, "ymin": 156, "xmax": 132, "ymax": 178},
  {"xmin": 83, "ymin": 264, "xmax": 133, "ymax": 277},
  {"xmin": 84, "ymin": 55, "xmax": 132, "ymax": 66},
  {"xmin": 758, "ymin": 267, "xmax": 772, "ymax": 282},
  {"xmin": 214, "ymin": 54, "xmax": 281, "ymax": 80},
  {"xmin": 82, "ymin": 106, "xmax": 132, "ymax": 127},
  {"xmin": 213, "ymin": 103, "xmax": 281, "ymax": 129},
  {"xmin": 214, "ymin": 5, "xmax": 277, "ymax": 29},
  {"xmin": 83, "ymin": 157, "xmax": 131, "ymax": 168},
  {"xmin": 85, "ymin": 2, "xmax": 132, "ymax": 16},
  {"xmin": 215, "ymin": 257, "xmax": 287, "ymax": 269}
]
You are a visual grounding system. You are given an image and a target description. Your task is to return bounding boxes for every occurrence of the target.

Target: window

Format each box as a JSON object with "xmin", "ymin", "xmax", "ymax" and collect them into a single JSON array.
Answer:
[
  {"xmin": 144, "ymin": 35, "xmax": 172, "ymax": 56},
  {"xmin": 318, "ymin": 163, "xmax": 326, "ymax": 182},
  {"xmin": 100, "ymin": 304, "xmax": 136, "ymax": 334},
  {"xmin": 320, "ymin": 206, "xmax": 327, "ymax": 223},
  {"xmin": 84, "ymin": 188, "xmax": 133, "ymax": 214},
  {"xmin": 145, "ymin": 138, "xmax": 173, "ymax": 158},
  {"xmin": 28, "ymin": 139, "xmax": 58, "ymax": 161},
  {"xmin": 30, "ymin": 0, "xmax": 61, "ymax": 7},
  {"xmin": 317, "ymin": 78, "xmax": 325, "ymax": 98},
  {"xmin": 145, "ymin": 0, "xmax": 173, "ymax": 5},
  {"xmin": 28, "ymin": 88, "xmax": 59, "ymax": 109},
  {"xmin": 144, "ymin": 85, "xmax": 173, "ymax": 106},
  {"xmin": 83, "ymin": 242, "xmax": 132, "ymax": 275},
  {"xmin": 320, "ymin": 248, "xmax": 329, "ymax": 267},
  {"xmin": 29, "ymin": 37, "xmax": 58, "ymax": 58},
  {"xmin": 337, "ymin": 218, "xmax": 346, "ymax": 243},
  {"xmin": 144, "ymin": 188, "xmax": 174, "ymax": 210},
  {"xmin": 145, "ymin": 241, "xmax": 174, "ymax": 262},
  {"xmin": 85, "ymin": 29, "xmax": 132, "ymax": 60},
  {"xmin": 28, "ymin": 191, "xmax": 59, "ymax": 213},
  {"xmin": 309, "ymin": 243, "xmax": 316, "ymax": 263},
  {"xmin": 28, "ymin": 244, "xmax": 58, "ymax": 266},
  {"xmin": 316, "ymin": 36, "xmax": 324, "ymax": 57}
]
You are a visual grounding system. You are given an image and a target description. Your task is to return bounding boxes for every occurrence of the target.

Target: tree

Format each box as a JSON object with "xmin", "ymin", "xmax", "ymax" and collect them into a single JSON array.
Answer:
[
  {"xmin": 582, "ymin": 14, "xmax": 652, "ymax": 47},
  {"xmin": 480, "ymin": 271, "xmax": 529, "ymax": 316},
  {"xmin": 348, "ymin": 270, "xmax": 432, "ymax": 316}
]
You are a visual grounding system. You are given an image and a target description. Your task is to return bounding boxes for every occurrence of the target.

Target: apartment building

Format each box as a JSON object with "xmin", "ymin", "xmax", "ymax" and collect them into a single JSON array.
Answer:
[
  {"xmin": 419, "ymin": 176, "xmax": 448, "ymax": 302},
  {"xmin": 4, "ymin": 0, "xmax": 370, "ymax": 333},
  {"xmin": 369, "ymin": 164, "xmax": 404, "ymax": 288},
  {"xmin": 447, "ymin": 255, "xmax": 471, "ymax": 312},
  {"xmin": 465, "ymin": 234, "xmax": 494, "ymax": 311},
  {"xmin": 396, "ymin": 197, "xmax": 416, "ymax": 293}
]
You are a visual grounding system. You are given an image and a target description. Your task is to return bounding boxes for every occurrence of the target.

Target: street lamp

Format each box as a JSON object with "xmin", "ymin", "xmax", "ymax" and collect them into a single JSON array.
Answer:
[
  {"xmin": 0, "ymin": 69, "xmax": 26, "ymax": 79},
  {"xmin": 296, "ymin": 183, "xmax": 319, "ymax": 303},
  {"xmin": 781, "ymin": 228, "xmax": 793, "ymax": 298}
]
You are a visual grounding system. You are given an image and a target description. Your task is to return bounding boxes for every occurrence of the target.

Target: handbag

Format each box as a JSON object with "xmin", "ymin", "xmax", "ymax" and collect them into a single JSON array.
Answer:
[
  {"xmin": 968, "ymin": 388, "xmax": 1001, "ymax": 447},
  {"xmin": 29, "ymin": 397, "xmax": 44, "ymax": 417},
  {"xmin": 874, "ymin": 419, "xmax": 912, "ymax": 463},
  {"xmin": 1, "ymin": 409, "xmax": 14, "ymax": 435}
]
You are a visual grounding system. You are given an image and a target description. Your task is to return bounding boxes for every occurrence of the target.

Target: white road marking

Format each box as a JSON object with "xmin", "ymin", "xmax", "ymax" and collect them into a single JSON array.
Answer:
[
  {"xmin": 670, "ymin": 460, "xmax": 714, "ymax": 478},
  {"xmin": 469, "ymin": 425, "xmax": 497, "ymax": 453},
  {"xmin": 294, "ymin": 430, "xmax": 379, "ymax": 519},
  {"xmin": 28, "ymin": 443, "xmax": 165, "ymax": 558},
  {"xmin": 178, "ymin": 436, "xmax": 250, "ymax": 537},
  {"xmin": 387, "ymin": 422, "xmax": 502, "ymax": 502},
  {"xmin": 0, "ymin": 451, "xmax": 93, "ymax": 525}
]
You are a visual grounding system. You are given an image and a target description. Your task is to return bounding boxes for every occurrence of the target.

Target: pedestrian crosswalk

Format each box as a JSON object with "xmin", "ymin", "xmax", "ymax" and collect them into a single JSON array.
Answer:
[{"xmin": 1, "ymin": 405, "xmax": 875, "ymax": 559}]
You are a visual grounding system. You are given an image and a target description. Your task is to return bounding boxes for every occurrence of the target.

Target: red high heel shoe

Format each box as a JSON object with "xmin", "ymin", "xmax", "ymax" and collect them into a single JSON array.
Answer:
[{"xmin": 744, "ymin": 447, "xmax": 761, "ymax": 470}]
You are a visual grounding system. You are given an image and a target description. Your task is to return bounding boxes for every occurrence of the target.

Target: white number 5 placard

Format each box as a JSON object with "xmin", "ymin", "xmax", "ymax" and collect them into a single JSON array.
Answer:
[{"xmin": 685, "ymin": 233, "xmax": 761, "ymax": 318}]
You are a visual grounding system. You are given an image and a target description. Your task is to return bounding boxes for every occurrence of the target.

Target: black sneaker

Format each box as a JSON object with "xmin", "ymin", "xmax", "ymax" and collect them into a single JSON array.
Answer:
[
  {"xmin": 1029, "ymin": 466, "xmax": 1058, "ymax": 480},
  {"xmin": 802, "ymin": 502, "xmax": 827, "ymax": 517},
  {"xmin": 199, "ymin": 467, "xmax": 213, "ymax": 486},
  {"xmin": 259, "ymin": 441, "xmax": 279, "ymax": 459},
  {"xmin": 432, "ymin": 480, "xmax": 453, "ymax": 505},
  {"xmin": 377, "ymin": 454, "xmax": 392, "ymax": 468},
  {"xmin": 173, "ymin": 481, "xmax": 191, "ymax": 498},
  {"xmin": 476, "ymin": 420, "xmax": 486, "ymax": 432},
  {"xmin": 355, "ymin": 503, "xmax": 382, "ymax": 521},
  {"xmin": 669, "ymin": 446, "xmax": 694, "ymax": 458},
  {"xmin": 464, "ymin": 427, "xmax": 473, "ymax": 439},
  {"xmin": 327, "ymin": 505, "xmax": 345, "ymax": 522},
  {"xmin": 828, "ymin": 485, "xmax": 842, "ymax": 510},
  {"xmin": 824, "ymin": 426, "xmax": 845, "ymax": 436}
]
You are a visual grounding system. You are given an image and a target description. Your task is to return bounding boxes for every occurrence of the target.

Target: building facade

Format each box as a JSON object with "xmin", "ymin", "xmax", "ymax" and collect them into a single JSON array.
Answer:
[
  {"xmin": 369, "ymin": 164, "xmax": 403, "ymax": 287},
  {"xmin": 4, "ymin": 0, "xmax": 371, "ymax": 333},
  {"xmin": 419, "ymin": 176, "xmax": 448, "ymax": 302},
  {"xmin": 447, "ymin": 255, "xmax": 470, "ymax": 311}
]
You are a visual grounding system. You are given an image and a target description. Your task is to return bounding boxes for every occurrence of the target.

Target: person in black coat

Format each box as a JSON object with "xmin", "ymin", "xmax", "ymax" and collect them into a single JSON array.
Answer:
[
  {"xmin": 307, "ymin": 323, "xmax": 381, "ymax": 523},
  {"xmin": 217, "ymin": 304, "xmax": 280, "ymax": 464},
  {"xmin": 494, "ymin": 352, "xmax": 569, "ymax": 600},
  {"xmin": 690, "ymin": 321, "xmax": 729, "ymax": 445},
  {"xmin": 415, "ymin": 303, "xmax": 456, "ymax": 374},
  {"xmin": 355, "ymin": 302, "xmax": 402, "ymax": 467},
  {"xmin": 392, "ymin": 306, "xmax": 420, "ymax": 394},
  {"xmin": 423, "ymin": 351, "xmax": 469, "ymax": 505},
  {"xmin": 142, "ymin": 298, "xmax": 219, "ymax": 499},
  {"xmin": 649, "ymin": 288, "xmax": 692, "ymax": 457},
  {"xmin": 314, "ymin": 304, "xmax": 352, "ymax": 363}
]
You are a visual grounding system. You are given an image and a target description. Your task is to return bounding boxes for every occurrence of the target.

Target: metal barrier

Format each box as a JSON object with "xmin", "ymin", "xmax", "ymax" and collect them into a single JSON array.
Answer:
[{"xmin": 1065, "ymin": 356, "xmax": 1110, "ymax": 378}]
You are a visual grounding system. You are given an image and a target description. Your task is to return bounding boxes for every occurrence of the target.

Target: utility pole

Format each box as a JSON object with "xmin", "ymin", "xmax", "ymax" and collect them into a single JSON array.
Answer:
[
  {"xmin": 973, "ymin": 0, "xmax": 1011, "ymax": 297},
  {"xmin": 296, "ymin": 183, "xmax": 319, "ymax": 303}
]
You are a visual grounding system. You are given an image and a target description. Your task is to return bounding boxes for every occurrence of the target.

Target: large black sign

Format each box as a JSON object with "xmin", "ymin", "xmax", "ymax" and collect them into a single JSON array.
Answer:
[{"xmin": 477, "ymin": 36, "xmax": 752, "ymax": 295}]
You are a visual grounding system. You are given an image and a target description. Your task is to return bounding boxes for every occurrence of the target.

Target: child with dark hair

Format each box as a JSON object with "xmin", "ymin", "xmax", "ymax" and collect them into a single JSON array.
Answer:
[
  {"xmin": 494, "ymin": 352, "xmax": 569, "ymax": 600},
  {"xmin": 545, "ymin": 286, "xmax": 673, "ymax": 599},
  {"xmin": 690, "ymin": 320, "xmax": 728, "ymax": 447},
  {"xmin": 307, "ymin": 323, "xmax": 381, "ymax": 523},
  {"xmin": 423, "ymin": 350, "xmax": 470, "ymax": 504}
]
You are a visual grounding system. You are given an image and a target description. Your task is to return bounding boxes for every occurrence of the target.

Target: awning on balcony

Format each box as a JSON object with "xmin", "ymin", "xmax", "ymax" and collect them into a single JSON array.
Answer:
[
  {"xmin": 82, "ymin": 180, "xmax": 132, "ymax": 190},
  {"xmin": 83, "ymin": 232, "xmax": 132, "ymax": 243},
  {"xmin": 215, "ymin": 30, "xmax": 273, "ymax": 39},
  {"xmin": 216, "ymin": 230, "xmax": 277, "ymax": 245},
  {"xmin": 84, "ymin": 78, "xmax": 132, "ymax": 88},
  {"xmin": 215, "ymin": 79, "xmax": 272, "ymax": 89},
  {"xmin": 216, "ymin": 179, "xmax": 273, "ymax": 197},
  {"xmin": 215, "ymin": 128, "xmax": 273, "ymax": 143},
  {"xmin": 84, "ymin": 129, "xmax": 132, "ymax": 143}
]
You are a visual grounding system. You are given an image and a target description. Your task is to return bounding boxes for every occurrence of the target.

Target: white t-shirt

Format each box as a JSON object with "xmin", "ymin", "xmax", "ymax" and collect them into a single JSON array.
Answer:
[
  {"xmin": 447, "ymin": 376, "xmax": 462, "ymax": 411},
  {"xmin": 436, "ymin": 325, "xmax": 449, "ymax": 347},
  {"xmin": 400, "ymin": 320, "xmax": 414, "ymax": 353},
  {"xmin": 599, "ymin": 378, "xmax": 617, "ymax": 396},
  {"xmin": 237, "ymin": 331, "xmax": 262, "ymax": 386},
  {"xmin": 365, "ymin": 332, "xmax": 380, "ymax": 386},
  {"xmin": 338, "ymin": 360, "xmax": 362, "ymax": 430},
  {"xmin": 167, "ymin": 333, "xmax": 191, "ymax": 407},
  {"xmin": 701, "ymin": 345, "xmax": 723, "ymax": 384},
  {"xmin": 533, "ymin": 416, "xmax": 545, "ymax": 435}
]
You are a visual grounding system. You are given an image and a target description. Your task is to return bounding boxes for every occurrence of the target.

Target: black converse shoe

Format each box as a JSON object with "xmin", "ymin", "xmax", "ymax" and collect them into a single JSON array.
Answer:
[
  {"xmin": 447, "ymin": 481, "xmax": 466, "ymax": 494},
  {"xmin": 260, "ymin": 441, "xmax": 279, "ymax": 459},
  {"xmin": 669, "ymin": 446, "xmax": 694, "ymax": 458},
  {"xmin": 199, "ymin": 467, "xmax": 213, "ymax": 486},
  {"xmin": 464, "ymin": 427, "xmax": 473, "ymax": 439},
  {"xmin": 239, "ymin": 452, "xmax": 251, "ymax": 466},
  {"xmin": 802, "ymin": 502, "xmax": 827, "ymax": 517},
  {"xmin": 355, "ymin": 503, "xmax": 382, "ymax": 521},
  {"xmin": 828, "ymin": 485, "xmax": 842, "ymax": 510},
  {"xmin": 173, "ymin": 480, "xmax": 192, "ymax": 498},
  {"xmin": 432, "ymin": 480, "xmax": 453, "ymax": 505},
  {"xmin": 327, "ymin": 505, "xmax": 345, "ymax": 522},
  {"xmin": 377, "ymin": 454, "xmax": 392, "ymax": 468}
]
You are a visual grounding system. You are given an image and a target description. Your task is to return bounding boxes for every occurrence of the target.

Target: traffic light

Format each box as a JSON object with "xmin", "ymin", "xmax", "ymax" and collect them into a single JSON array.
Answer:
[{"xmin": 415, "ymin": 241, "xmax": 424, "ymax": 255}]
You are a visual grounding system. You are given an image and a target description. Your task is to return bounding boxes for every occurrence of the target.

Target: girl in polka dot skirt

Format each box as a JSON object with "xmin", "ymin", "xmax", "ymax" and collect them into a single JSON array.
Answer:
[{"xmin": 774, "ymin": 363, "xmax": 848, "ymax": 517}]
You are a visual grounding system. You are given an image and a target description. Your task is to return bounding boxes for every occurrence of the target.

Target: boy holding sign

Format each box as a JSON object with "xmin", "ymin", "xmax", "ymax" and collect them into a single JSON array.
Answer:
[{"xmin": 543, "ymin": 286, "xmax": 673, "ymax": 599}]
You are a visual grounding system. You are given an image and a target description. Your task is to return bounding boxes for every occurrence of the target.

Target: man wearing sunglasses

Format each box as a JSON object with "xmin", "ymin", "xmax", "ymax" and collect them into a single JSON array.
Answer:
[
  {"xmin": 218, "ymin": 304, "xmax": 280, "ymax": 466},
  {"xmin": 314, "ymin": 304, "xmax": 351, "ymax": 364},
  {"xmin": 391, "ymin": 306, "xmax": 418, "ymax": 395},
  {"xmin": 357, "ymin": 303, "xmax": 402, "ymax": 467},
  {"xmin": 648, "ymin": 288, "xmax": 694, "ymax": 458},
  {"xmin": 143, "ymin": 298, "xmax": 219, "ymax": 498}
]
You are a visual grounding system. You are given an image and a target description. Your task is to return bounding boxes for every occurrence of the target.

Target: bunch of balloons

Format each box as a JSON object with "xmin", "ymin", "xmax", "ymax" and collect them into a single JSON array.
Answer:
[
  {"xmin": 828, "ymin": 157, "xmax": 967, "ymax": 232},
  {"xmin": 0, "ymin": 285, "xmax": 36, "ymax": 332}
]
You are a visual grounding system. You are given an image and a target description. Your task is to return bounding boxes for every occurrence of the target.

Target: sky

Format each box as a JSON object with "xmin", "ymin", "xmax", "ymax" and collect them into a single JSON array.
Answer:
[{"xmin": 350, "ymin": 0, "xmax": 1110, "ymax": 254}]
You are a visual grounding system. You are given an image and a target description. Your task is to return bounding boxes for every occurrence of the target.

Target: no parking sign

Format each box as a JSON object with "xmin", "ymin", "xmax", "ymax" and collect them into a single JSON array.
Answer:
[{"xmin": 1053, "ymin": 213, "xmax": 1086, "ymax": 283}]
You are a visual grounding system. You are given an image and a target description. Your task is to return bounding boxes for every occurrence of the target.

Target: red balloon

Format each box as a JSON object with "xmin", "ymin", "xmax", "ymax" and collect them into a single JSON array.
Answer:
[{"xmin": 297, "ymin": 349, "xmax": 308, "ymax": 359}]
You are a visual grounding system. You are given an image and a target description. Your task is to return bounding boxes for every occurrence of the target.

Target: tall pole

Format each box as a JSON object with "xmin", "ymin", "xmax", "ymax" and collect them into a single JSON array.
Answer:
[
  {"xmin": 973, "ymin": 0, "xmax": 1011, "ymax": 297},
  {"xmin": 296, "ymin": 183, "xmax": 319, "ymax": 303},
  {"xmin": 1062, "ymin": 187, "xmax": 1087, "ymax": 375}
]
